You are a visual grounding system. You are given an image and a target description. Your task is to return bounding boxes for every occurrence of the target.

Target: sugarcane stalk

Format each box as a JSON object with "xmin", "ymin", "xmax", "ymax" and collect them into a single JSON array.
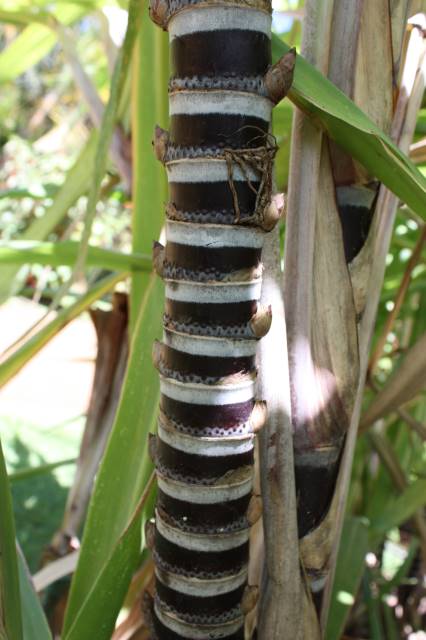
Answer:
[{"xmin": 145, "ymin": 1, "xmax": 294, "ymax": 637}]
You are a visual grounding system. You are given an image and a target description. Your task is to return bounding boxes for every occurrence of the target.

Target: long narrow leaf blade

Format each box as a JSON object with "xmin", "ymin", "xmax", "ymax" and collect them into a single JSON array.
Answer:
[
  {"xmin": 0, "ymin": 271, "xmax": 127, "ymax": 388},
  {"xmin": 63, "ymin": 474, "xmax": 155, "ymax": 640},
  {"xmin": 370, "ymin": 478, "xmax": 426, "ymax": 535},
  {"xmin": 63, "ymin": 274, "xmax": 163, "ymax": 632},
  {"xmin": 71, "ymin": 0, "xmax": 143, "ymax": 286},
  {"xmin": 17, "ymin": 549, "xmax": 51, "ymax": 640},
  {"xmin": 0, "ymin": 440, "xmax": 23, "ymax": 640},
  {"xmin": 325, "ymin": 517, "xmax": 369, "ymax": 640},
  {"xmin": 0, "ymin": 241, "xmax": 150, "ymax": 272},
  {"xmin": 130, "ymin": 16, "xmax": 168, "ymax": 329}
]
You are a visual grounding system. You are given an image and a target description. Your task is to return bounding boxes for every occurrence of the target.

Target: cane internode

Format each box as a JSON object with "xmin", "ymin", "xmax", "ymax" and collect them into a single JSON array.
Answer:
[{"xmin": 148, "ymin": 1, "xmax": 292, "ymax": 637}]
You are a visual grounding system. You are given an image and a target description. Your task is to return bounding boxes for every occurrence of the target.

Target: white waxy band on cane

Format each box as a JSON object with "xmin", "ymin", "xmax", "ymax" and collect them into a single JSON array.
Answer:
[
  {"xmin": 155, "ymin": 510, "xmax": 250, "ymax": 552},
  {"xmin": 157, "ymin": 472, "xmax": 253, "ymax": 504},
  {"xmin": 169, "ymin": 6, "xmax": 272, "ymax": 39},
  {"xmin": 163, "ymin": 329, "xmax": 258, "ymax": 357},
  {"xmin": 166, "ymin": 219, "xmax": 264, "ymax": 248},
  {"xmin": 160, "ymin": 376, "xmax": 256, "ymax": 405}
]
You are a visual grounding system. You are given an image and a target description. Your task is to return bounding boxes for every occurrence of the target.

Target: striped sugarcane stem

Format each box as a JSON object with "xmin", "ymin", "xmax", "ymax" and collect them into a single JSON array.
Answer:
[{"xmin": 146, "ymin": 2, "xmax": 294, "ymax": 637}]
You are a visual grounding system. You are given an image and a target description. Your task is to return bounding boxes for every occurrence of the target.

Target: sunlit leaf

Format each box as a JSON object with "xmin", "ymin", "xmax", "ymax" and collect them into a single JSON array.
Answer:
[
  {"xmin": 63, "ymin": 274, "xmax": 163, "ymax": 633},
  {"xmin": 0, "ymin": 271, "xmax": 127, "ymax": 388},
  {"xmin": 0, "ymin": 240, "xmax": 150, "ymax": 272},
  {"xmin": 325, "ymin": 517, "xmax": 369, "ymax": 640},
  {"xmin": 370, "ymin": 478, "xmax": 426, "ymax": 535},
  {"xmin": 0, "ymin": 440, "xmax": 23, "ymax": 640},
  {"xmin": 17, "ymin": 548, "xmax": 51, "ymax": 640},
  {"xmin": 63, "ymin": 474, "xmax": 155, "ymax": 640}
]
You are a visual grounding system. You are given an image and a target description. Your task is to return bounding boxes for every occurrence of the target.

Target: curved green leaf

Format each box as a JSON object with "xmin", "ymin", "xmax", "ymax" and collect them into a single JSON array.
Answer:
[
  {"xmin": 325, "ymin": 517, "xmax": 369, "ymax": 640},
  {"xmin": 130, "ymin": 16, "xmax": 168, "ymax": 329},
  {"xmin": 0, "ymin": 271, "xmax": 127, "ymax": 388},
  {"xmin": 62, "ymin": 274, "xmax": 163, "ymax": 633},
  {"xmin": 0, "ymin": 441, "xmax": 23, "ymax": 640},
  {"xmin": 63, "ymin": 474, "xmax": 155, "ymax": 640},
  {"xmin": 0, "ymin": 240, "xmax": 150, "ymax": 272},
  {"xmin": 17, "ymin": 549, "xmax": 51, "ymax": 640},
  {"xmin": 370, "ymin": 477, "xmax": 426, "ymax": 536}
]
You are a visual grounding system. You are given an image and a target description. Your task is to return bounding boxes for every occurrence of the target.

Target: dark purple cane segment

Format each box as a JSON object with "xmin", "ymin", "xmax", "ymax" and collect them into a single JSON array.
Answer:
[
  {"xmin": 148, "ymin": 1, "xmax": 277, "ymax": 637},
  {"xmin": 170, "ymin": 113, "xmax": 269, "ymax": 149},
  {"xmin": 170, "ymin": 30, "xmax": 271, "ymax": 78}
]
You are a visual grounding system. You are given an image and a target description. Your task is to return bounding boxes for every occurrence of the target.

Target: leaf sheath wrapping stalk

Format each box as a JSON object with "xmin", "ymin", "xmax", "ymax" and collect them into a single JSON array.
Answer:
[{"xmin": 148, "ymin": 1, "xmax": 290, "ymax": 637}]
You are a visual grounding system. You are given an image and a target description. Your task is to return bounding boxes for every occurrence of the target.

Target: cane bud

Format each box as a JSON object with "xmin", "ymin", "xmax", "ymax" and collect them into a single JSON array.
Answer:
[
  {"xmin": 148, "ymin": 434, "xmax": 157, "ymax": 463},
  {"xmin": 250, "ymin": 305, "xmax": 272, "ymax": 338},
  {"xmin": 149, "ymin": 0, "xmax": 169, "ymax": 29},
  {"xmin": 265, "ymin": 48, "xmax": 296, "ymax": 105},
  {"xmin": 249, "ymin": 401, "xmax": 268, "ymax": 433},
  {"xmin": 263, "ymin": 193, "xmax": 285, "ymax": 231},
  {"xmin": 152, "ymin": 340, "xmax": 163, "ymax": 371},
  {"xmin": 152, "ymin": 125, "xmax": 169, "ymax": 163},
  {"xmin": 247, "ymin": 494, "xmax": 263, "ymax": 526},
  {"xmin": 145, "ymin": 519, "xmax": 156, "ymax": 550},
  {"xmin": 153, "ymin": 241, "xmax": 165, "ymax": 277},
  {"xmin": 241, "ymin": 585, "xmax": 259, "ymax": 614}
]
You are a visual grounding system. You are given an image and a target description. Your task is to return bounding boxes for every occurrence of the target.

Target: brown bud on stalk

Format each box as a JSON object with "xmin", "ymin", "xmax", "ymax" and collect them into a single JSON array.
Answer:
[
  {"xmin": 149, "ymin": 0, "xmax": 169, "ymax": 29},
  {"xmin": 246, "ymin": 494, "xmax": 263, "ymax": 525},
  {"xmin": 142, "ymin": 591, "xmax": 154, "ymax": 631},
  {"xmin": 148, "ymin": 434, "xmax": 157, "ymax": 463},
  {"xmin": 249, "ymin": 400, "xmax": 268, "ymax": 433},
  {"xmin": 152, "ymin": 125, "xmax": 169, "ymax": 163},
  {"xmin": 165, "ymin": 202, "xmax": 179, "ymax": 219},
  {"xmin": 250, "ymin": 305, "xmax": 272, "ymax": 338},
  {"xmin": 265, "ymin": 48, "xmax": 296, "ymax": 105},
  {"xmin": 262, "ymin": 193, "xmax": 285, "ymax": 231},
  {"xmin": 152, "ymin": 340, "xmax": 163, "ymax": 371},
  {"xmin": 241, "ymin": 585, "xmax": 259, "ymax": 615},
  {"xmin": 153, "ymin": 241, "xmax": 165, "ymax": 277},
  {"xmin": 144, "ymin": 519, "xmax": 156, "ymax": 550}
]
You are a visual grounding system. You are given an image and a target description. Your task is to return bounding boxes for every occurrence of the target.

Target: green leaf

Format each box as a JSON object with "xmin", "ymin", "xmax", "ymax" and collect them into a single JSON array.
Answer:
[
  {"xmin": 0, "ymin": 271, "xmax": 127, "ymax": 388},
  {"xmin": 0, "ymin": 185, "xmax": 59, "ymax": 200},
  {"xmin": 325, "ymin": 517, "xmax": 370, "ymax": 640},
  {"xmin": 63, "ymin": 274, "xmax": 163, "ymax": 633},
  {"xmin": 0, "ymin": 132, "xmax": 98, "ymax": 303},
  {"xmin": 382, "ymin": 601, "xmax": 399, "ymax": 640},
  {"xmin": 63, "ymin": 474, "xmax": 155, "ymax": 640},
  {"xmin": 63, "ymin": 8, "xmax": 167, "ymax": 626},
  {"xmin": 0, "ymin": 9, "xmax": 50, "ymax": 27},
  {"xmin": 17, "ymin": 548, "xmax": 51, "ymax": 640},
  {"xmin": 0, "ymin": 3, "xmax": 99, "ymax": 83},
  {"xmin": 273, "ymin": 37, "xmax": 426, "ymax": 220},
  {"xmin": 0, "ymin": 24, "xmax": 55, "ymax": 83},
  {"xmin": 130, "ymin": 14, "xmax": 168, "ymax": 329},
  {"xmin": 0, "ymin": 241, "xmax": 151, "ymax": 271},
  {"xmin": 363, "ymin": 570, "xmax": 385, "ymax": 640},
  {"xmin": 370, "ymin": 478, "xmax": 426, "ymax": 536},
  {"xmin": 71, "ymin": 0, "xmax": 144, "ymax": 298},
  {"xmin": 10, "ymin": 458, "xmax": 76, "ymax": 483},
  {"xmin": 0, "ymin": 440, "xmax": 23, "ymax": 640},
  {"xmin": 380, "ymin": 537, "xmax": 419, "ymax": 595},
  {"xmin": 272, "ymin": 100, "xmax": 294, "ymax": 190}
]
